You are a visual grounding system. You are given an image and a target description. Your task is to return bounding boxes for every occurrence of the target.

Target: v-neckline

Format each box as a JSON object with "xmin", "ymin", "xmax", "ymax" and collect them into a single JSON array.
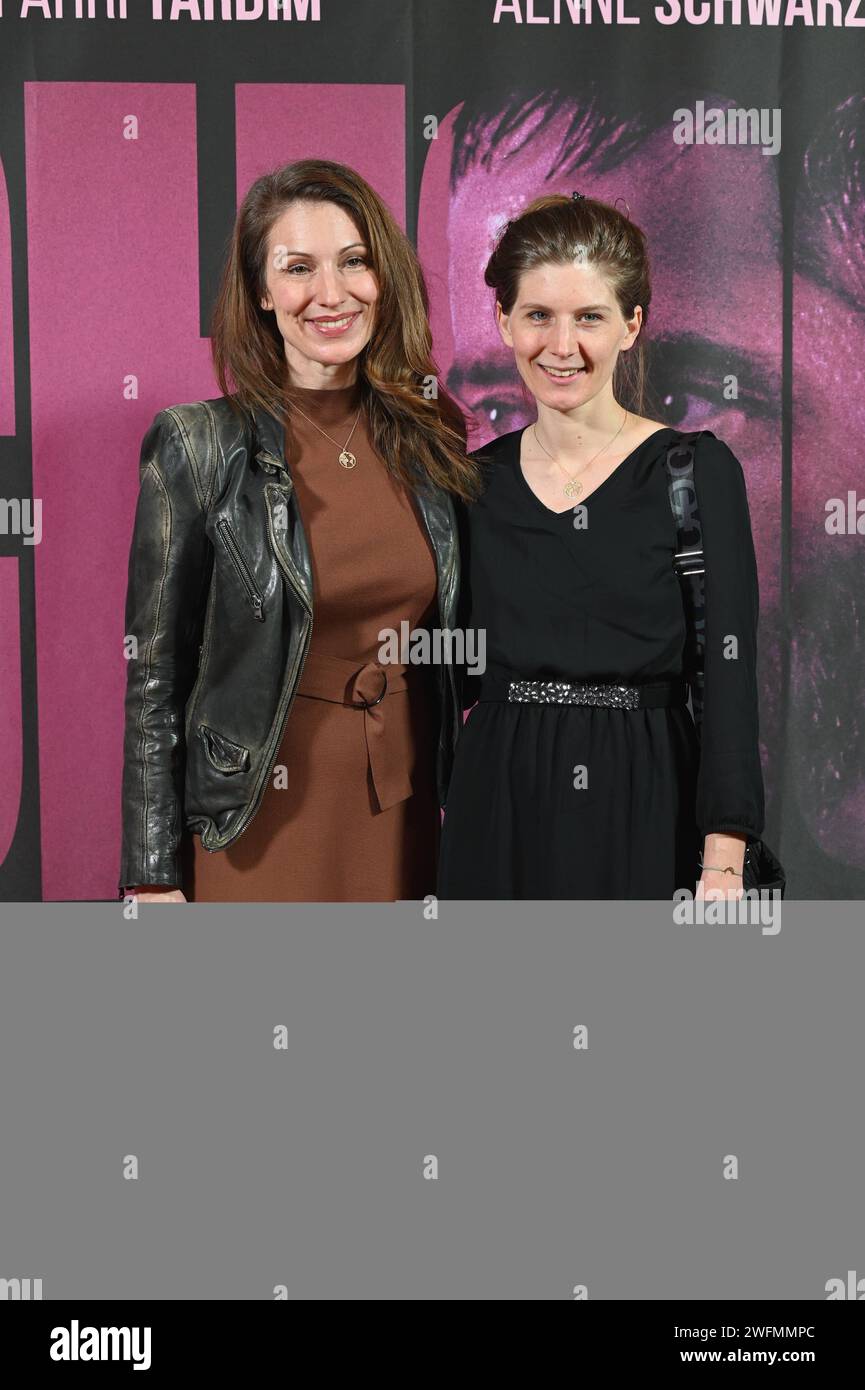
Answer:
[{"xmin": 513, "ymin": 425, "xmax": 678, "ymax": 517}]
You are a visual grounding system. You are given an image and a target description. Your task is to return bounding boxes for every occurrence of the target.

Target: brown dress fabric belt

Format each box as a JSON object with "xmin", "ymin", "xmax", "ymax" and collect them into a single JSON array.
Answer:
[{"xmin": 296, "ymin": 651, "xmax": 416, "ymax": 811}]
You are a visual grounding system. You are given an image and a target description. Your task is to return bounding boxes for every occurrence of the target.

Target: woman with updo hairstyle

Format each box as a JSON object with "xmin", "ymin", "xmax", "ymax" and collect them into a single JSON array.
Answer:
[{"xmin": 437, "ymin": 192, "xmax": 765, "ymax": 900}]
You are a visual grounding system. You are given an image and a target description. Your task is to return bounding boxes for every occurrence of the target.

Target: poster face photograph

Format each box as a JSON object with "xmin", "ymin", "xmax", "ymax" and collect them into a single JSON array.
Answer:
[{"xmin": 0, "ymin": 0, "xmax": 863, "ymax": 1340}]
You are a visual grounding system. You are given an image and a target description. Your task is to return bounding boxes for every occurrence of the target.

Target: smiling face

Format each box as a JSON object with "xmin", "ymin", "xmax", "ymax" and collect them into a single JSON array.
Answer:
[
  {"xmin": 495, "ymin": 260, "xmax": 640, "ymax": 413},
  {"xmin": 259, "ymin": 199, "xmax": 379, "ymax": 387},
  {"xmin": 444, "ymin": 113, "xmax": 781, "ymax": 610}
]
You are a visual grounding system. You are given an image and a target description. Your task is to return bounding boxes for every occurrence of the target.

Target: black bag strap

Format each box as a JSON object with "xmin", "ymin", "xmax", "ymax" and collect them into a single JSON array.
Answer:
[{"xmin": 664, "ymin": 430, "xmax": 711, "ymax": 734}]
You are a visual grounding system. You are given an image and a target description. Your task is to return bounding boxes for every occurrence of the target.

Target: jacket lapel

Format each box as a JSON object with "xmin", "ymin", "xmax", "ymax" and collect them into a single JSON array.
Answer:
[
  {"xmin": 251, "ymin": 404, "xmax": 313, "ymax": 612},
  {"xmin": 414, "ymin": 480, "xmax": 459, "ymax": 631},
  {"xmin": 250, "ymin": 402, "xmax": 458, "ymax": 629}
]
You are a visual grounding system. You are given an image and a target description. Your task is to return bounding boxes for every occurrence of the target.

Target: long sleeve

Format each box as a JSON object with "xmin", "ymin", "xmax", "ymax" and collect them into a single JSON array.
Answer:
[
  {"xmin": 118, "ymin": 409, "xmax": 212, "ymax": 894},
  {"xmin": 693, "ymin": 434, "xmax": 765, "ymax": 839}
]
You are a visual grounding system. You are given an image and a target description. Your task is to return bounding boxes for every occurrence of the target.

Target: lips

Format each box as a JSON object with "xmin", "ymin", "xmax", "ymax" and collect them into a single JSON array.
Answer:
[
  {"xmin": 306, "ymin": 312, "xmax": 361, "ymax": 336},
  {"xmin": 537, "ymin": 363, "xmax": 586, "ymax": 380}
]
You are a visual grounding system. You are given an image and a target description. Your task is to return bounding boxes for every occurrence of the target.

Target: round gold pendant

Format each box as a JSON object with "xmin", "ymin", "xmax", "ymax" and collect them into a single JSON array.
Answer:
[
  {"xmin": 563, "ymin": 478, "xmax": 582, "ymax": 498},
  {"xmin": 339, "ymin": 450, "xmax": 357, "ymax": 470}
]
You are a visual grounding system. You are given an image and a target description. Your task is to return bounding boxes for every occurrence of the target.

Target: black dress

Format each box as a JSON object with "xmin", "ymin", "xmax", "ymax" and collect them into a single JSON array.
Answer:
[{"xmin": 437, "ymin": 426, "xmax": 765, "ymax": 900}]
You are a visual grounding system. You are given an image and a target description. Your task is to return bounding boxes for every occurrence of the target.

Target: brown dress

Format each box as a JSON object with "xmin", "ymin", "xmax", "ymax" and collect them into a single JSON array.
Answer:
[{"xmin": 181, "ymin": 382, "xmax": 441, "ymax": 901}]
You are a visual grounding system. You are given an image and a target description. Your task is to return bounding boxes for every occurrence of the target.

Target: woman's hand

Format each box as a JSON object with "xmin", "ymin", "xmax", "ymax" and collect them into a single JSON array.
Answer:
[
  {"xmin": 126, "ymin": 885, "xmax": 187, "ymax": 903},
  {"xmin": 696, "ymin": 831, "xmax": 746, "ymax": 901}
]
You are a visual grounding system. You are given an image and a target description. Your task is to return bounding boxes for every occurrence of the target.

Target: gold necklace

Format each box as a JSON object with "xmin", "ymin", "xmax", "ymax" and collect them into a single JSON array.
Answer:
[
  {"xmin": 291, "ymin": 402, "xmax": 363, "ymax": 470},
  {"xmin": 533, "ymin": 408, "xmax": 629, "ymax": 498}
]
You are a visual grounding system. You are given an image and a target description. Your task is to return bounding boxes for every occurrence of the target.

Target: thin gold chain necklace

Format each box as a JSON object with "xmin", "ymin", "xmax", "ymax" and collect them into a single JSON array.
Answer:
[
  {"xmin": 533, "ymin": 407, "xmax": 629, "ymax": 498},
  {"xmin": 291, "ymin": 402, "xmax": 363, "ymax": 470}
]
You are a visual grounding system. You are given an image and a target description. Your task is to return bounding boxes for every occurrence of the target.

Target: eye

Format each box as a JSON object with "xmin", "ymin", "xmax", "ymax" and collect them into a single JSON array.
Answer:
[
  {"xmin": 468, "ymin": 391, "xmax": 535, "ymax": 437},
  {"xmin": 659, "ymin": 391, "xmax": 716, "ymax": 429},
  {"xmin": 655, "ymin": 376, "xmax": 774, "ymax": 433},
  {"xmin": 285, "ymin": 262, "xmax": 311, "ymax": 275},
  {"xmin": 580, "ymin": 312, "xmax": 602, "ymax": 322},
  {"xmin": 344, "ymin": 255, "xmax": 369, "ymax": 269},
  {"xmin": 527, "ymin": 310, "xmax": 549, "ymax": 322}
]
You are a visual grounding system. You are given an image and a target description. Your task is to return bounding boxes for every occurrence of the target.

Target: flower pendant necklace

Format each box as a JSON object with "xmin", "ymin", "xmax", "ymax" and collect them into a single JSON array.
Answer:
[
  {"xmin": 533, "ymin": 408, "xmax": 629, "ymax": 498},
  {"xmin": 291, "ymin": 403, "xmax": 363, "ymax": 469}
]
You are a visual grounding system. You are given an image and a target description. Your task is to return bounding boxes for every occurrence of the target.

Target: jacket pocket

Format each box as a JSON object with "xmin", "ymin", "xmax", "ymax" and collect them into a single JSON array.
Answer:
[
  {"xmin": 216, "ymin": 518, "xmax": 265, "ymax": 620},
  {"xmin": 198, "ymin": 723, "xmax": 250, "ymax": 774}
]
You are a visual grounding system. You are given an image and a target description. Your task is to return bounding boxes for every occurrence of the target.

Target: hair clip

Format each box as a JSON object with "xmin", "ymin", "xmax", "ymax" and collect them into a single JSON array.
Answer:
[{"xmin": 571, "ymin": 191, "xmax": 585, "ymax": 201}]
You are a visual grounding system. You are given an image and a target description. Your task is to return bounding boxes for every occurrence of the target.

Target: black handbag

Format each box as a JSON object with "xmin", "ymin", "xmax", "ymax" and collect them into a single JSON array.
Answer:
[{"xmin": 664, "ymin": 431, "xmax": 786, "ymax": 897}]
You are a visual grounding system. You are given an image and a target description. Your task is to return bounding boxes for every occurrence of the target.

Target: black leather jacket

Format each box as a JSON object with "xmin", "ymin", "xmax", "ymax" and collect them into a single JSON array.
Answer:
[{"xmin": 118, "ymin": 397, "xmax": 461, "ymax": 896}]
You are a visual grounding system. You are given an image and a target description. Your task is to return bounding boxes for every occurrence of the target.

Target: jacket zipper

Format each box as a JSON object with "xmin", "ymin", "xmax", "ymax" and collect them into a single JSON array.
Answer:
[
  {"xmin": 217, "ymin": 518, "xmax": 265, "ymax": 620},
  {"xmin": 184, "ymin": 577, "xmax": 219, "ymax": 740},
  {"xmin": 203, "ymin": 489, "xmax": 314, "ymax": 848}
]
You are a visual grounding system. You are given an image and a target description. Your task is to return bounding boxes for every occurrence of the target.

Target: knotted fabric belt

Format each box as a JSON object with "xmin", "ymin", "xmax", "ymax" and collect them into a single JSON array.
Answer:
[
  {"xmin": 296, "ymin": 651, "xmax": 415, "ymax": 811},
  {"xmin": 476, "ymin": 670, "xmax": 688, "ymax": 709}
]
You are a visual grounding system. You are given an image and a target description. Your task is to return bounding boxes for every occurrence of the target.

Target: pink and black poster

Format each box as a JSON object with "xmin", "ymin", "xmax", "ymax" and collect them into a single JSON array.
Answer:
[{"xmin": 0, "ymin": 1, "xmax": 863, "ymax": 899}]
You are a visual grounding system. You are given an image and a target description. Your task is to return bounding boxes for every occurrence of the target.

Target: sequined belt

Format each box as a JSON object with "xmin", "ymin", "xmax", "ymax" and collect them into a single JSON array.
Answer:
[
  {"xmin": 476, "ymin": 671, "xmax": 688, "ymax": 709},
  {"xmin": 296, "ymin": 651, "xmax": 420, "ymax": 811}
]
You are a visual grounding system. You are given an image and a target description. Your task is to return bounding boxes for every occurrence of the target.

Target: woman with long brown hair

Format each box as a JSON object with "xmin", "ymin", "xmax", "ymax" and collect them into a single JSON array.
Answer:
[
  {"xmin": 119, "ymin": 159, "xmax": 479, "ymax": 902},
  {"xmin": 438, "ymin": 192, "xmax": 766, "ymax": 900}
]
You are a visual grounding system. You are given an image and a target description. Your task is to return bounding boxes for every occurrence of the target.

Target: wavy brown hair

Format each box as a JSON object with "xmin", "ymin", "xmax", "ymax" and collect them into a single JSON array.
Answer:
[
  {"xmin": 483, "ymin": 192, "xmax": 656, "ymax": 419},
  {"xmin": 211, "ymin": 159, "xmax": 482, "ymax": 502}
]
